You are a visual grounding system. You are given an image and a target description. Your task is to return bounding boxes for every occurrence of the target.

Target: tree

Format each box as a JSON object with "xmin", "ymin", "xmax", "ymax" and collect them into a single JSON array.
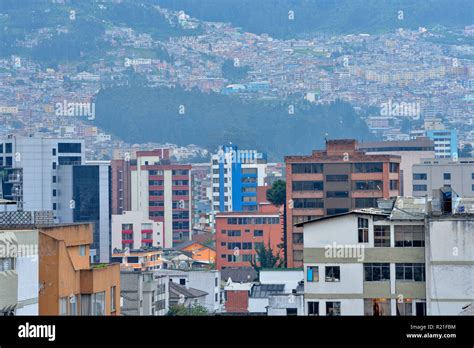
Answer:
[
  {"xmin": 266, "ymin": 180, "xmax": 286, "ymax": 206},
  {"xmin": 250, "ymin": 240, "xmax": 284, "ymax": 273},
  {"xmin": 167, "ymin": 303, "xmax": 209, "ymax": 316}
]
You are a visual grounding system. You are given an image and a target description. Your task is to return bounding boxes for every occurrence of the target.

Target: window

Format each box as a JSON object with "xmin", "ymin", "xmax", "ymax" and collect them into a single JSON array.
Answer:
[
  {"xmin": 0, "ymin": 258, "xmax": 15, "ymax": 272},
  {"xmin": 149, "ymin": 180, "xmax": 164, "ymax": 186},
  {"xmin": 227, "ymin": 242, "xmax": 241, "ymax": 250},
  {"xmin": 293, "ymin": 198, "xmax": 324, "ymax": 209},
  {"xmin": 5, "ymin": 143, "xmax": 12, "ymax": 153},
  {"xmin": 374, "ymin": 225, "xmax": 390, "ymax": 247},
  {"xmin": 292, "ymin": 181, "xmax": 324, "ymax": 191},
  {"xmin": 52, "ymin": 176, "xmax": 57, "ymax": 183},
  {"xmin": 358, "ymin": 217, "xmax": 369, "ymax": 243},
  {"xmin": 58, "ymin": 156, "xmax": 81, "ymax": 165},
  {"xmin": 92, "ymin": 291, "xmax": 106, "ymax": 315},
  {"xmin": 5, "ymin": 157, "xmax": 12, "ymax": 166},
  {"xmin": 395, "ymin": 225, "xmax": 424, "ymax": 247},
  {"xmin": 286, "ymin": 308, "xmax": 298, "ymax": 316},
  {"xmin": 390, "ymin": 180, "xmax": 398, "ymax": 190},
  {"xmin": 172, "ymin": 170, "xmax": 188, "ymax": 176},
  {"xmin": 326, "ymin": 191, "xmax": 348, "ymax": 198},
  {"xmin": 52, "ymin": 148, "xmax": 56, "ymax": 156},
  {"xmin": 397, "ymin": 302, "xmax": 413, "ymax": 316},
  {"xmin": 242, "ymin": 254, "xmax": 253, "ymax": 262},
  {"xmin": 292, "ymin": 163, "xmax": 323, "ymax": 174},
  {"xmin": 354, "ymin": 180, "xmax": 383, "ymax": 191},
  {"xmin": 364, "ymin": 263, "xmax": 390, "ymax": 281},
  {"xmin": 110, "ymin": 286, "xmax": 116, "ymax": 312},
  {"xmin": 354, "ymin": 163, "xmax": 383, "ymax": 173},
  {"xmin": 59, "ymin": 297, "xmax": 68, "ymax": 315},
  {"xmin": 396, "ymin": 263, "xmax": 425, "ymax": 281},
  {"xmin": 58, "ymin": 143, "xmax": 81, "ymax": 153},
  {"xmin": 325, "ymin": 266, "xmax": 340, "ymax": 282},
  {"xmin": 79, "ymin": 245, "xmax": 86, "ymax": 256},
  {"xmin": 326, "ymin": 302, "xmax": 341, "ymax": 316},
  {"xmin": 52, "ymin": 189, "xmax": 57, "ymax": 197},
  {"xmin": 179, "ymin": 278, "xmax": 186, "ymax": 285},
  {"xmin": 227, "ymin": 230, "xmax": 241, "ymax": 237},
  {"xmin": 326, "ymin": 208, "xmax": 348, "ymax": 215},
  {"xmin": 364, "ymin": 299, "xmax": 391, "ymax": 316},
  {"xmin": 80, "ymin": 294, "xmax": 91, "ymax": 315},
  {"xmin": 293, "ymin": 233, "xmax": 304, "ymax": 244},
  {"xmin": 355, "ymin": 198, "xmax": 378, "ymax": 208},
  {"xmin": 242, "ymin": 242, "xmax": 252, "ymax": 250},
  {"xmin": 52, "ymin": 162, "xmax": 57, "ymax": 169},
  {"xmin": 413, "ymin": 185, "xmax": 427, "ymax": 192},
  {"xmin": 413, "ymin": 173, "xmax": 427, "ymax": 180},
  {"xmin": 389, "ymin": 163, "xmax": 399, "ymax": 173},
  {"xmin": 443, "ymin": 173, "xmax": 451, "ymax": 180},
  {"xmin": 326, "ymin": 175, "xmax": 348, "ymax": 182},
  {"xmin": 307, "ymin": 266, "xmax": 319, "ymax": 282},
  {"xmin": 308, "ymin": 302, "xmax": 319, "ymax": 316}
]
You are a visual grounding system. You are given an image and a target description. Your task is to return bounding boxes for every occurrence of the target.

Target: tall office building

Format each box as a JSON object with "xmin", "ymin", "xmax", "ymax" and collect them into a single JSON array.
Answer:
[
  {"xmin": 285, "ymin": 139, "xmax": 401, "ymax": 268},
  {"xmin": 0, "ymin": 135, "xmax": 84, "ymax": 216},
  {"xmin": 210, "ymin": 145, "xmax": 267, "ymax": 213},
  {"xmin": 57, "ymin": 161, "xmax": 112, "ymax": 263},
  {"xmin": 358, "ymin": 138, "xmax": 435, "ymax": 196},
  {"xmin": 130, "ymin": 149, "xmax": 191, "ymax": 247}
]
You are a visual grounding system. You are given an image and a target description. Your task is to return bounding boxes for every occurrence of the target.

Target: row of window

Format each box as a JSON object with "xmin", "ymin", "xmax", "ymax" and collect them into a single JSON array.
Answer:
[
  {"xmin": 226, "ymin": 217, "xmax": 280, "ymax": 225},
  {"xmin": 149, "ymin": 170, "xmax": 188, "ymax": 176},
  {"xmin": 357, "ymin": 218, "xmax": 425, "ymax": 247},
  {"xmin": 292, "ymin": 163, "xmax": 398, "ymax": 174},
  {"xmin": 292, "ymin": 198, "xmax": 382, "ymax": 209},
  {"xmin": 307, "ymin": 300, "xmax": 426, "ymax": 316},
  {"xmin": 149, "ymin": 190, "xmax": 189, "ymax": 196},
  {"xmin": 291, "ymin": 180, "xmax": 399, "ymax": 192},
  {"xmin": 221, "ymin": 229, "xmax": 264, "ymax": 237},
  {"xmin": 224, "ymin": 242, "xmax": 255, "ymax": 250},
  {"xmin": 59, "ymin": 287, "xmax": 114, "ymax": 315},
  {"xmin": 307, "ymin": 263, "xmax": 425, "ymax": 283}
]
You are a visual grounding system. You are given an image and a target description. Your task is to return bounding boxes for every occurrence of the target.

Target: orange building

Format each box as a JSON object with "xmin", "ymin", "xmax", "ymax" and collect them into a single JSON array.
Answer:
[
  {"xmin": 39, "ymin": 224, "xmax": 120, "ymax": 315},
  {"xmin": 175, "ymin": 241, "xmax": 216, "ymax": 265},
  {"xmin": 215, "ymin": 187, "xmax": 283, "ymax": 270}
]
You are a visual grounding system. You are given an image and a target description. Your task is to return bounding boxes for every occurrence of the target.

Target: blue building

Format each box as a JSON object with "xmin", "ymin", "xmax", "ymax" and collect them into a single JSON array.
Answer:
[
  {"xmin": 425, "ymin": 129, "xmax": 458, "ymax": 159},
  {"xmin": 210, "ymin": 145, "xmax": 267, "ymax": 213}
]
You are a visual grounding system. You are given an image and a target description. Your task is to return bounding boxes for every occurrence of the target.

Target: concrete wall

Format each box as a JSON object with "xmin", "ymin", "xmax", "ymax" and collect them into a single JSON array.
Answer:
[{"xmin": 426, "ymin": 219, "xmax": 474, "ymax": 315}]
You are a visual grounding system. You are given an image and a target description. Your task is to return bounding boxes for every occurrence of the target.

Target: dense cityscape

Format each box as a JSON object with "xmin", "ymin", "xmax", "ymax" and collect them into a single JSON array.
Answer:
[{"xmin": 0, "ymin": 1, "xmax": 473, "ymax": 335}]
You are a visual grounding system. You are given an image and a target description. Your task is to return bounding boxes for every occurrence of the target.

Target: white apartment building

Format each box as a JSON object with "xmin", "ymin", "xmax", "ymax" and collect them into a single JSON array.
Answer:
[
  {"xmin": 301, "ymin": 198, "xmax": 427, "ymax": 316},
  {"xmin": 111, "ymin": 210, "xmax": 163, "ymax": 251}
]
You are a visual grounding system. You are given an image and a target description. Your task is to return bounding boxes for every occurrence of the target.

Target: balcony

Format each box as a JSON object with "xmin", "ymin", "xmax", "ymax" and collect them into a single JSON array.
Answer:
[
  {"xmin": 121, "ymin": 229, "xmax": 133, "ymax": 235},
  {"xmin": 121, "ymin": 239, "xmax": 133, "ymax": 244}
]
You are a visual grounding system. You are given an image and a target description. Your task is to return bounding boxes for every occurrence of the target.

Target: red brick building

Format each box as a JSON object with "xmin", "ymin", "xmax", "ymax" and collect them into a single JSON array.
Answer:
[
  {"xmin": 215, "ymin": 187, "xmax": 283, "ymax": 270},
  {"xmin": 224, "ymin": 282, "xmax": 252, "ymax": 313},
  {"xmin": 285, "ymin": 139, "xmax": 401, "ymax": 267}
]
